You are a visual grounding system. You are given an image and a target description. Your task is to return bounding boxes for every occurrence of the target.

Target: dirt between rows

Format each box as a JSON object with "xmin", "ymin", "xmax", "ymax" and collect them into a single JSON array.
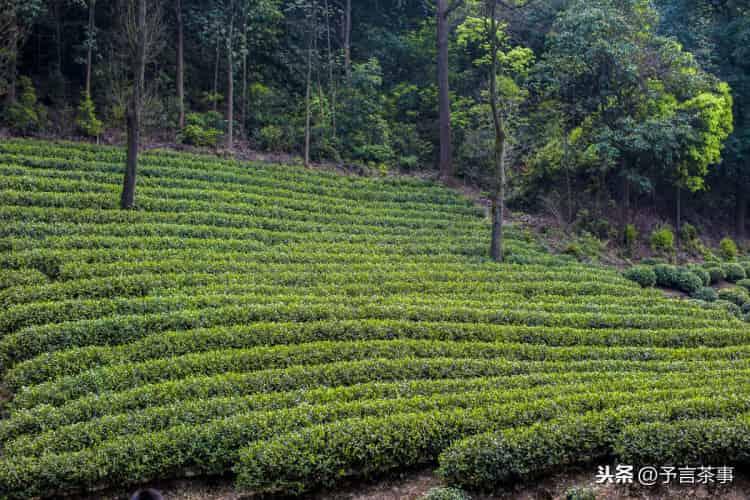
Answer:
[{"xmin": 89, "ymin": 467, "xmax": 750, "ymax": 500}]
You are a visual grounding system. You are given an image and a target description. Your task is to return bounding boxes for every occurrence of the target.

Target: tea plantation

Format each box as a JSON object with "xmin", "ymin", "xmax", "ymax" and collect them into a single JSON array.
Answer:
[{"xmin": 1, "ymin": 139, "xmax": 749, "ymax": 498}]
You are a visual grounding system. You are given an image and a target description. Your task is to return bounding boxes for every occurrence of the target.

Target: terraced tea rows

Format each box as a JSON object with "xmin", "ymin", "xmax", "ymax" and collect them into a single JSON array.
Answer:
[{"xmin": 0, "ymin": 139, "xmax": 748, "ymax": 498}]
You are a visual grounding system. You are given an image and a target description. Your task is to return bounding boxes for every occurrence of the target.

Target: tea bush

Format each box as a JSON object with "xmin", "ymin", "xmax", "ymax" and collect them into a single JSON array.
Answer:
[{"xmin": 0, "ymin": 139, "xmax": 748, "ymax": 498}]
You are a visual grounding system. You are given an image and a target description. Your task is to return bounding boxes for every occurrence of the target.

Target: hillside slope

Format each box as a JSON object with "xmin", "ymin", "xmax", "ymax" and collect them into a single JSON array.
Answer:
[{"xmin": 0, "ymin": 139, "xmax": 749, "ymax": 498}]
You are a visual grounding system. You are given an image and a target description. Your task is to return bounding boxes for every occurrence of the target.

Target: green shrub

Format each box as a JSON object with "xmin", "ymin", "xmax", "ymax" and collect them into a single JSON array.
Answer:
[
  {"xmin": 5, "ymin": 77, "xmax": 46, "ymax": 134},
  {"xmin": 717, "ymin": 287, "xmax": 749, "ymax": 307},
  {"xmin": 179, "ymin": 112, "xmax": 224, "ymax": 147},
  {"xmin": 680, "ymin": 223, "xmax": 698, "ymax": 242},
  {"xmin": 258, "ymin": 125, "xmax": 288, "ymax": 151},
  {"xmin": 623, "ymin": 224, "xmax": 638, "ymax": 253},
  {"xmin": 354, "ymin": 144, "xmax": 396, "ymax": 165},
  {"xmin": 18, "ymin": 338, "xmax": 745, "ymax": 410},
  {"xmin": 615, "ymin": 417, "xmax": 750, "ymax": 467},
  {"xmin": 4, "ymin": 138, "xmax": 750, "ymax": 499},
  {"xmin": 652, "ymin": 265, "xmax": 702, "ymax": 294},
  {"xmin": 706, "ymin": 266, "xmax": 726, "ymax": 285},
  {"xmin": 737, "ymin": 279, "xmax": 750, "ymax": 292},
  {"xmin": 687, "ymin": 266, "xmax": 710, "ymax": 287},
  {"xmin": 650, "ymin": 226, "xmax": 675, "ymax": 255},
  {"xmin": 692, "ymin": 287, "xmax": 718, "ymax": 302},
  {"xmin": 565, "ymin": 487, "xmax": 597, "ymax": 500},
  {"xmin": 715, "ymin": 300, "xmax": 742, "ymax": 319},
  {"xmin": 673, "ymin": 269, "xmax": 704, "ymax": 295},
  {"xmin": 423, "ymin": 487, "xmax": 471, "ymax": 500},
  {"xmin": 723, "ymin": 263, "xmax": 746, "ymax": 283},
  {"xmin": 237, "ymin": 390, "xmax": 748, "ymax": 496},
  {"xmin": 623, "ymin": 266, "xmax": 656, "ymax": 288},
  {"xmin": 75, "ymin": 91, "xmax": 103, "ymax": 138},
  {"xmin": 720, "ymin": 237, "xmax": 739, "ymax": 261},
  {"xmin": 0, "ymin": 269, "xmax": 48, "ymax": 290},
  {"xmin": 436, "ymin": 394, "xmax": 750, "ymax": 492}
]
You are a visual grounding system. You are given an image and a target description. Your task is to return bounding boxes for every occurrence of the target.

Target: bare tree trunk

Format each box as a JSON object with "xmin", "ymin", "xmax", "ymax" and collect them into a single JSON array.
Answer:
[
  {"xmin": 241, "ymin": 52, "xmax": 247, "ymax": 138},
  {"xmin": 304, "ymin": 47, "xmax": 312, "ymax": 167},
  {"xmin": 343, "ymin": 0, "xmax": 351, "ymax": 80},
  {"xmin": 563, "ymin": 131, "xmax": 573, "ymax": 224},
  {"xmin": 622, "ymin": 172, "xmax": 630, "ymax": 225},
  {"xmin": 85, "ymin": 0, "xmax": 95, "ymax": 95},
  {"xmin": 175, "ymin": 0, "xmax": 185, "ymax": 128},
  {"xmin": 55, "ymin": 0, "xmax": 62, "ymax": 71},
  {"xmin": 738, "ymin": 185, "xmax": 747, "ymax": 241},
  {"xmin": 436, "ymin": 0, "xmax": 452, "ymax": 179},
  {"xmin": 212, "ymin": 39, "xmax": 219, "ymax": 111},
  {"xmin": 226, "ymin": 7, "xmax": 234, "ymax": 149},
  {"xmin": 226, "ymin": 49, "xmax": 233, "ymax": 148},
  {"xmin": 7, "ymin": 13, "xmax": 17, "ymax": 104},
  {"xmin": 121, "ymin": 0, "xmax": 146, "ymax": 210},
  {"xmin": 675, "ymin": 183, "xmax": 682, "ymax": 252},
  {"xmin": 490, "ymin": 138, "xmax": 507, "ymax": 262},
  {"xmin": 488, "ymin": 3, "xmax": 504, "ymax": 263},
  {"xmin": 325, "ymin": 0, "xmax": 336, "ymax": 136}
]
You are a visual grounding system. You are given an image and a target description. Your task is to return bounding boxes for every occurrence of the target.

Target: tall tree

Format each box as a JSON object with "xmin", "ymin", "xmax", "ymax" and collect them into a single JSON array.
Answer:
[
  {"xmin": 84, "ymin": 0, "xmax": 95, "ymax": 95},
  {"xmin": 343, "ymin": 0, "xmax": 351, "ymax": 79},
  {"xmin": 120, "ymin": 0, "xmax": 162, "ymax": 208},
  {"xmin": 657, "ymin": 0, "xmax": 750, "ymax": 240},
  {"xmin": 226, "ymin": 0, "xmax": 235, "ymax": 148},
  {"xmin": 175, "ymin": 0, "xmax": 185, "ymax": 128},
  {"xmin": 1, "ymin": 0, "xmax": 43, "ymax": 104},
  {"xmin": 533, "ymin": 0, "xmax": 732, "ymax": 237},
  {"xmin": 304, "ymin": 44, "xmax": 312, "ymax": 166},
  {"xmin": 121, "ymin": 0, "xmax": 146, "ymax": 209},
  {"xmin": 458, "ymin": 0, "xmax": 533, "ymax": 261},
  {"xmin": 436, "ymin": 0, "xmax": 453, "ymax": 178}
]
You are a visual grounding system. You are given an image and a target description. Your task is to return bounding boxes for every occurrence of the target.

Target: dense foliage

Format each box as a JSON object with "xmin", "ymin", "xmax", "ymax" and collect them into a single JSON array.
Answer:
[
  {"xmin": 0, "ymin": 139, "xmax": 749, "ymax": 497},
  {"xmin": 0, "ymin": 0, "xmax": 748, "ymax": 237}
]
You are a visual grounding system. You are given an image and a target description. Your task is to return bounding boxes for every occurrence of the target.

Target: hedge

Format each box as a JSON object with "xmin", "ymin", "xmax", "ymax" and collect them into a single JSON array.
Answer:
[
  {"xmin": 3, "ymin": 139, "xmax": 750, "ymax": 498},
  {"xmin": 9, "ymin": 320, "xmax": 750, "ymax": 389},
  {"xmin": 6, "ymin": 368, "xmax": 744, "ymax": 458},
  {"xmin": 235, "ymin": 392, "xmax": 750, "ymax": 496},
  {"xmin": 437, "ymin": 396, "xmax": 750, "ymax": 491},
  {"xmin": 5, "ymin": 388, "xmax": 738, "ymax": 498},
  {"xmin": 7, "ymin": 358, "xmax": 746, "ymax": 442},
  {"xmin": 615, "ymin": 416, "xmax": 750, "ymax": 466}
]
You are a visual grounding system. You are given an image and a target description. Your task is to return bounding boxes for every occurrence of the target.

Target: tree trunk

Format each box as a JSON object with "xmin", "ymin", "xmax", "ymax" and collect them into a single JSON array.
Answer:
[
  {"xmin": 562, "ymin": 129, "xmax": 572, "ymax": 224},
  {"xmin": 304, "ymin": 48, "xmax": 312, "ymax": 168},
  {"xmin": 85, "ymin": 0, "xmax": 95, "ymax": 95},
  {"xmin": 325, "ymin": 0, "xmax": 336, "ymax": 136},
  {"xmin": 7, "ymin": 13, "xmax": 17, "ymax": 104},
  {"xmin": 622, "ymin": 173, "xmax": 630, "ymax": 225},
  {"xmin": 675, "ymin": 183, "xmax": 682, "ymax": 251},
  {"xmin": 121, "ymin": 0, "xmax": 146, "ymax": 210},
  {"xmin": 436, "ymin": 0, "xmax": 452, "ymax": 179},
  {"xmin": 738, "ymin": 186, "xmax": 747, "ymax": 241},
  {"xmin": 226, "ymin": 47, "xmax": 233, "ymax": 149},
  {"xmin": 490, "ymin": 137, "xmax": 506, "ymax": 262},
  {"xmin": 343, "ymin": 0, "xmax": 351, "ymax": 80},
  {"xmin": 212, "ymin": 39, "xmax": 219, "ymax": 111},
  {"xmin": 241, "ymin": 52, "xmax": 247, "ymax": 138},
  {"xmin": 55, "ymin": 0, "xmax": 62, "ymax": 71},
  {"xmin": 175, "ymin": 0, "xmax": 185, "ymax": 129},
  {"xmin": 488, "ymin": 3, "xmax": 504, "ymax": 263},
  {"xmin": 226, "ymin": 31, "xmax": 234, "ymax": 148}
]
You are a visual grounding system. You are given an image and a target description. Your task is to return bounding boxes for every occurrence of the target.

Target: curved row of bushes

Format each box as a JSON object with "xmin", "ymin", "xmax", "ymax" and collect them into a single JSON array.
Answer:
[{"xmin": 3, "ymin": 139, "xmax": 750, "ymax": 497}]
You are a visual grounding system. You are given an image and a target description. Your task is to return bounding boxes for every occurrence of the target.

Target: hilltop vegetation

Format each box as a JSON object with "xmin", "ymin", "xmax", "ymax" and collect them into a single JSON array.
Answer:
[{"xmin": 0, "ymin": 139, "xmax": 749, "ymax": 497}]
